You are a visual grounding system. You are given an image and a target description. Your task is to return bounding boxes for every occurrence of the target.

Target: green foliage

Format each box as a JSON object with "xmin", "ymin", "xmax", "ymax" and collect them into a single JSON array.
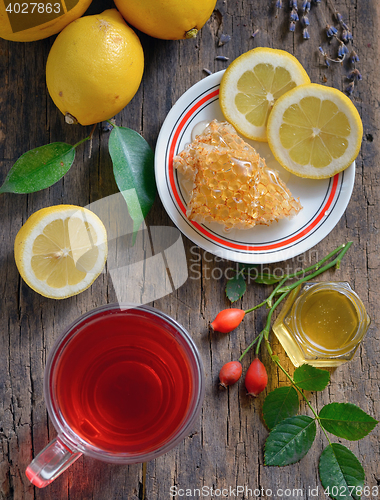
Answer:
[
  {"xmin": 225, "ymin": 273, "xmax": 246, "ymax": 302},
  {"xmin": 293, "ymin": 364, "xmax": 330, "ymax": 391},
  {"xmin": 262, "ymin": 386, "xmax": 299, "ymax": 430},
  {"xmin": 263, "ymin": 363, "xmax": 377, "ymax": 499},
  {"xmin": 0, "ymin": 143, "xmax": 75, "ymax": 194},
  {"xmin": 108, "ymin": 126, "xmax": 156, "ymax": 241},
  {"xmin": 264, "ymin": 415, "xmax": 316, "ymax": 466},
  {"xmin": 319, "ymin": 443, "xmax": 365, "ymax": 500},
  {"xmin": 319, "ymin": 403, "xmax": 378, "ymax": 441}
]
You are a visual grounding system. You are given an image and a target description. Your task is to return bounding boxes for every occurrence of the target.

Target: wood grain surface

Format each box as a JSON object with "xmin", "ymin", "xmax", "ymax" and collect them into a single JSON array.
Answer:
[{"xmin": 0, "ymin": 0, "xmax": 379, "ymax": 498}]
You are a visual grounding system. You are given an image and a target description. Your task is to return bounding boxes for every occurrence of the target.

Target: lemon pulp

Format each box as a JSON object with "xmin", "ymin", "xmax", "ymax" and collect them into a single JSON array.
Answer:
[
  {"xmin": 235, "ymin": 64, "xmax": 297, "ymax": 128},
  {"xmin": 279, "ymin": 96, "xmax": 351, "ymax": 169},
  {"xmin": 31, "ymin": 217, "xmax": 99, "ymax": 288}
]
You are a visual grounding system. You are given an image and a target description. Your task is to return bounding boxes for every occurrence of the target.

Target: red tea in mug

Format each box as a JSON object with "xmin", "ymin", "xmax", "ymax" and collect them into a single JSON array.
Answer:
[{"xmin": 52, "ymin": 308, "xmax": 193, "ymax": 453}]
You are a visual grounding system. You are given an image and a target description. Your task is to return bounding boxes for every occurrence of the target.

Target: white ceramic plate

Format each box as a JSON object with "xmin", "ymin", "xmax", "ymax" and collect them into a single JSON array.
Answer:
[{"xmin": 155, "ymin": 71, "xmax": 355, "ymax": 264}]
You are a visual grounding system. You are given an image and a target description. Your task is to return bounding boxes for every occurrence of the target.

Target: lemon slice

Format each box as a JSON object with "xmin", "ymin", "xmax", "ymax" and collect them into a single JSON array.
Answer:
[
  {"xmin": 267, "ymin": 83, "xmax": 363, "ymax": 179},
  {"xmin": 219, "ymin": 47, "xmax": 310, "ymax": 141},
  {"xmin": 14, "ymin": 205, "xmax": 108, "ymax": 299}
]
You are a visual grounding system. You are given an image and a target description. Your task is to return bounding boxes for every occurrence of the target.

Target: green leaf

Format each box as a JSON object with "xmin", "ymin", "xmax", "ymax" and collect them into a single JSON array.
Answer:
[
  {"xmin": 108, "ymin": 126, "xmax": 156, "ymax": 240},
  {"xmin": 0, "ymin": 143, "xmax": 75, "ymax": 194},
  {"xmin": 264, "ymin": 415, "xmax": 316, "ymax": 466},
  {"xmin": 293, "ymin": 364, "xmax": 330, "ymax": 391},
  {"xmin": 262, "ymin": 386, "xmax": 299, "ymax": 430},
  {"xmin": 255, "ymin": 273, "xmax": 283, "ymax": 285},
  {"xmin": 319, "ymin": 443, "xmax": 365, "ymax": 500},
  {"xmin": 319, "ymin": 403, "xmax": 378, "ymax": 441},
  {"xmin": 226, "ymin": 273, "xmax": 246, "ymax": 302}
]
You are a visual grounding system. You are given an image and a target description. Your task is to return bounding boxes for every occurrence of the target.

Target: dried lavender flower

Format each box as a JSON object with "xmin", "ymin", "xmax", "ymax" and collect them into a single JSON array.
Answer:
[
  {"xmin": 346, "ymin": 81, "xmax": 355, "ymax": 95},
  {"xmin": 342, "ymin": 29, "xmax": 353, "ymax": 43},
  {"xmin": 290, "ymin": 8, "xmax": 299, "ymax": 21},
  {"xmin": 335, "ymin": 12, "xmax": 343, "ymax": 23},
  {"xmin": 303, "ymin": 28, "xmax": 310, "ymax": 39},
  {"xmin": 338, "ymin": 43, "xmax": 349, "ymax": 58},
  {"xmin": 289, "ymin": 20, "xmax": 296, "ymax": 32},
  {"xmin": 350, "ymin": 50, "xmax": 360, "ymax": 63},
  {"xmin": 218, "ymin": 34, "xmax": 231, "ymax": 46},
  {"xmin": 301, "ymin": 15, "xmax": 309, "ymax": 26},
  {"xmin": 302, "ymin": 0, "xmax": 310, "ymax": 13},
  {"xmin": 326, "ymin": 24, "xmax": 338, "ymax": 38},
  {"xmin": 251, "ymin": 29, "xmax": 260, "ymax": 38},
  {"xmin": 203, "ymin": 68, "xmax": 213, "ymax": 76},
  {"xmin": 348, "ymin": 68, "xmax": 362, "ymax": 81},
  {"xmin": 215, "ymin": 56, "xmax": 229, "ymax": 61}
]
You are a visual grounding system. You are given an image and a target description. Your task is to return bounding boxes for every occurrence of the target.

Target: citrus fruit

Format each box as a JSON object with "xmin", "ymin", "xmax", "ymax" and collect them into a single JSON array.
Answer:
[
  {"xmin": 113, "ymin": 0, "xmax": 217, "ymax": 40},
  {"xmin": 219, "ymin": 47, "xmax": 311, "ymax": 142},
  {"xmin": 267, "ymin": 83, "xmax": 363, "ymax": 179},
  {"xmin": 14, "ymin": 205, "xmax": 108, "ymax": 299},
  {"xmin": 0, "ymin": 0, "xmax": 92, "ymax": 42},
  {"xmin": 46, "ymin": 9, "xmax": 144, "ymax": 126}
]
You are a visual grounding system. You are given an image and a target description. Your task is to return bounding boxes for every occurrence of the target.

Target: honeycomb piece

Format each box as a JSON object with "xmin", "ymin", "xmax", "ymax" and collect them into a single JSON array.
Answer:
[{"xmin": 173, "ymin": 120, "xmax": 302, "ymax": 230}]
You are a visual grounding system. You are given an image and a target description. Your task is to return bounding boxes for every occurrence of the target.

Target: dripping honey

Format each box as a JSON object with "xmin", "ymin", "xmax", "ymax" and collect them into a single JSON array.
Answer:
[{"xmin": 272, "ymin": 282, "xmax": 370, "ymax": 367}]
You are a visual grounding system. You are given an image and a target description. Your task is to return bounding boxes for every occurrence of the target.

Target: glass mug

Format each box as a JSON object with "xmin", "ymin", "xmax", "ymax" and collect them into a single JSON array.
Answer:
[{"xmin": 26, "ymin": 304, "xmax": 205, "ymax": 488}]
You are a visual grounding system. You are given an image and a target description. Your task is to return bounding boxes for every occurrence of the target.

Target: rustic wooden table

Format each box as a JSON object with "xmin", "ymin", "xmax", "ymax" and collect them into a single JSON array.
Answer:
[{"xmin": 1, "ymin": 0, "xmax": 379, "ymax": 498}]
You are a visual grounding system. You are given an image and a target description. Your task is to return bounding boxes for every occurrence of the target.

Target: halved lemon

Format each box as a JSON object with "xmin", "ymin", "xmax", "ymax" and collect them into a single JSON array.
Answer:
[
  {"xmin": 14, "ymin": 205, "xmax": 108, "ymax": 299},
  {"xmin": 267, "ymin": 83, "xmax": 363, "ymax": 179},
  {"xmin": 219, "ymin": 47, "xmax": 310, "ymax": 141}
]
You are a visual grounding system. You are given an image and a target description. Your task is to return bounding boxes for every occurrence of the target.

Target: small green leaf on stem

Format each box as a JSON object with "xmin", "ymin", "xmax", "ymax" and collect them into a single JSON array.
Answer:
[
  {"xmin": 108, "ymin": 126, "xmax": 156, "ymax": 241},
  {"xmin": 255, "ymin": 273, "xmax": 283, "ymax": 285},
  {"xmin": 0, "ymin": 143, "xmax": 75, "ymax": 194},
  {"xmin": 264, "ymin": 415, "xmax": 316, "ymax": 466},
  {"xmin": 319, "ymin": 403, "xmax": 378, "ymax": 441},
  {"xmin": 319, "ymin": 443, "xmax": 364, "ymax": 500},
  {"xmin": 262, "ymin": 386, "xmax": 299, "ymax": 430},
  {"xmin": 293, "ymin": 364, "xmax": 330, "ymax": 391},
  {"xmin": 226, "ymin": 273, "xmax": 246, "ymax": 302}
]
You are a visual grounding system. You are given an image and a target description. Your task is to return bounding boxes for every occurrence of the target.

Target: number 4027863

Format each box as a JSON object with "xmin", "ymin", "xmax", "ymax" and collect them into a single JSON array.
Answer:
[
  {"xmin": 5, "ymin": 3, "xmax": 61, "ymax": 14},
  {"xmin": 324, "ymin": 485, "xmax": 379, "ymax": 497}
]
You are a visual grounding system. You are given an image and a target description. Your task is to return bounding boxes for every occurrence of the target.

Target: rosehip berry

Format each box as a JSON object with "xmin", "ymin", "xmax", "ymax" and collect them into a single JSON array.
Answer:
[
  {"xmin": 210, "ymin": 309, "xmax": 245, "ymax": 333},
  {"xmin": 219, "ymin": 361, "xmax": 243, "ymax": 388},
  {"xmin": 245, "ymin": 358, "xmax": 268, "ymax": 397}
]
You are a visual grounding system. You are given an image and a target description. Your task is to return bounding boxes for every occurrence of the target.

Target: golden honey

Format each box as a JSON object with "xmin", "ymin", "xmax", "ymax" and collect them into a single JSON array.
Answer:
[
  {"xmin": 272, "ymin": 282, "xmax": 370, "ymax": 367},
  {"xmin": 173, "ymin": 120, "xmax": 302, "ymax": 230}
]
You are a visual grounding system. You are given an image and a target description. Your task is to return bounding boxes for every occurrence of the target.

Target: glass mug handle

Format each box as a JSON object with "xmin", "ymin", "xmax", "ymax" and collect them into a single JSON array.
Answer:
[{"xmin": 26, "ymin": 437, "xmax": 82, "ymax": 488}]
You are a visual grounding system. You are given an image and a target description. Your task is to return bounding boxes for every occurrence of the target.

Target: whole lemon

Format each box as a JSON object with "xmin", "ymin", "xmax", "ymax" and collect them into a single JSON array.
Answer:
[
  {"xmin": 0, "ymin": 0, "xmax": 92, "ymax": 42},
  {"xmin": 114, "ymin": 0, "xmax": 217, "ymax": 40},
  {"xmin": 46, "ymin": 9, "xmax": 144, "ymax": 126}
]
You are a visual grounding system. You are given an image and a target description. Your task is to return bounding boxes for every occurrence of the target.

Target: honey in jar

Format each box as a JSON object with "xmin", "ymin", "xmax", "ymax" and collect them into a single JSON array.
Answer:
[{"xmin": 272, "ymin": 282, "xmax": 370, "ymax": 367}]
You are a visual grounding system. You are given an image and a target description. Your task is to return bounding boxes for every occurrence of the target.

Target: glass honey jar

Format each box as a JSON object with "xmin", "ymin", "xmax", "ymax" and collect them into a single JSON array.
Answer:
[{"xmin": 272, "ymin": 282, "xmax": 370, "ymax": 367}]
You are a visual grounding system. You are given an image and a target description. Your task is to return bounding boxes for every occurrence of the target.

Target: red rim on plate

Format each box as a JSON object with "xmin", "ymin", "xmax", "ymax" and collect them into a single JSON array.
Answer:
[{"xmin": 155, "ymin": 71, "xmax": 355, "ymax": 264}]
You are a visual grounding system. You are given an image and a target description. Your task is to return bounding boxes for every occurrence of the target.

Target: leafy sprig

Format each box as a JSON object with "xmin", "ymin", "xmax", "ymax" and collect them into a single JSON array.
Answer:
[
  {"xmin": 0, "ymin": 123, "xmax": 156, "ymax": 241},
  {"xmin": 263, "ymin": 364, "xmax": 377, "ymax": 500},
  {"xmin": 224, "ymin": 242, "xmax": 377, "ymax": 499},
  {"xmin": 234, "ymin": 242, "xmax": 353, "ymax": 359}
]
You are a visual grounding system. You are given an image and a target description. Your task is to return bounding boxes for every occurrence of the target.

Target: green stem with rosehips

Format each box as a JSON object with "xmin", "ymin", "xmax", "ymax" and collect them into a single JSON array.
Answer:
[
  {"xmin": 215, "ymin": 241, "xmax": 378, "ymax": 500},
  {"xmin": 214, "ymin": 242, "xmax": 353, "ymax": 391}
]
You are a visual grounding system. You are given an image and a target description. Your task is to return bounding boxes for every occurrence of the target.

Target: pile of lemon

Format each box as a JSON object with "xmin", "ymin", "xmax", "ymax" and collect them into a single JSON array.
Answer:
[{"xmin": 219, "ymin": 47, "xmax": 363, "ymax": 180}]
